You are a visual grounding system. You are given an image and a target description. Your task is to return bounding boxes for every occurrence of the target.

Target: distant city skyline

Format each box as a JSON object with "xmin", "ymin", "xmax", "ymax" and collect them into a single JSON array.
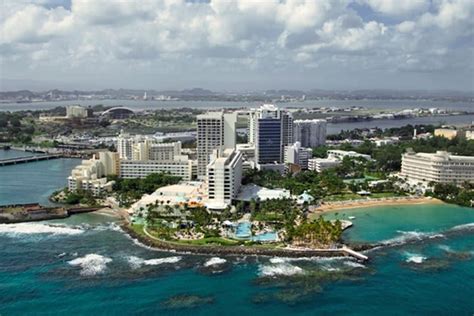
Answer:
[{"xmin": 1, "ymin": 0, "xmax": 473, "ymax": 92}]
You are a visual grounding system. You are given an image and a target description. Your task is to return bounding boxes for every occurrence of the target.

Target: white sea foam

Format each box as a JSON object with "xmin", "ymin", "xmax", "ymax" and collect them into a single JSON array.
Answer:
[
  {"xmin": 268, "ymin": 256, "xmax": 347, "ymax": 264},
  {"xmin": 269, "ymin": 257, "xmax": 286, "ymax": 264},
  {"xmin": 382, "ymin": 231, "xmax": 444, "ymax": 246},
  {"xmin": 321, "ymin": 265, "xmax": 340, "ymax": 272},
  {"xmin": 438, "ymin": 245, "xmax": 453, "ymax": 252},
  {"xmin": 127, "ymin": 255, "xmax": 182, "ymax": 269},
  {"xmin": 405, "ymin": 252, "xmax": 426, "ymax": 264},
  {"xmin": 344, "ymin": 261, "xmax": 366, "ymax": 269},
  {"xmin": 0, "ymin": 223, "xmax": 84, "ymax": 236},
  {"xmin": 450, "ymin": 222, "xmax": 474, "ymax": 232},
  {"xmin": 204, "ymin": 257, "xmax": 227, "ymax": 267},
  {"xmin": 259, "ymin": 263, "xmax": 304, "ymax": 277},
  {"xmin": 68, "ymin": 254, "xmax": 112, "ymax": 276}
]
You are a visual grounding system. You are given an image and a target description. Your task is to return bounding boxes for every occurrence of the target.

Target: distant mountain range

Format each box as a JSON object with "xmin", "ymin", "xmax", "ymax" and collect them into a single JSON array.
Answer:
[{"xmin": 0, "ymin": 88, "xmax": 472, "ymax": 102}]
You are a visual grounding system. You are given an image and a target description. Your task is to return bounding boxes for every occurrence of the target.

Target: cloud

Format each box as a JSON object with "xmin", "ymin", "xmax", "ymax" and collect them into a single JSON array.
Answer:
[
  {"xmin": 362, "ymin": 0, "xmax": 431, "ymax": 16},
  {"xmin": 0, "ymin": 0, "xmax": 473, "ymax": 91}
]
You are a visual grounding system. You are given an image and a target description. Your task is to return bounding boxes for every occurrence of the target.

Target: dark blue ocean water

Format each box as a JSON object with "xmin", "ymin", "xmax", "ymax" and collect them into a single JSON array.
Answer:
[{"xmin": 1, "ymin": 155, "xmax": 473, "ymax": 315}]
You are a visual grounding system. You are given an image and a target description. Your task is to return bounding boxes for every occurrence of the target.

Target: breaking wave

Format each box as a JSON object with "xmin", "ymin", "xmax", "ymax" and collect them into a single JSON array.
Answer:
[
  {"xmin": 450, "ymin": 222, "xmax": 474, "ymax": 232},
  {"xmin": 0, "ymin": 223, "xmax": 84, "ymax": 236},
  {"xmin": 404, "ymin": 252, "xmax": 426, "ymax": 264},
  {"xmin": 259, "ymin": 262, "xmax": 304, "ymax": 277},
  {"xmin": 204, "ymin": 257, "xmax": 227, "ymax": 267},
  {"xmin": 344, "ymin": 261, "xmax": 366, "ymax": 269},
  {"xmin": 381, "ymin": 231, "xmax": 445, "ymax": 247},
  {"xmin": 127, "ymin": 255, "xmax": 182, "ymax": 269},
  {"xmin": 68, "ymin": 254, "xmax": 112, "ymax": 276}
]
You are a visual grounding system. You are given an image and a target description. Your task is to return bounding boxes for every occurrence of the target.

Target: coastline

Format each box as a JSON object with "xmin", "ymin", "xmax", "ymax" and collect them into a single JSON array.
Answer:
[
  {"xmin": 312, "ymin": 196, "xmax": 445, "ymax": 214},
  {"xmin": 121, "ymin": 224, "xmax": 372, "ymax": 259}
]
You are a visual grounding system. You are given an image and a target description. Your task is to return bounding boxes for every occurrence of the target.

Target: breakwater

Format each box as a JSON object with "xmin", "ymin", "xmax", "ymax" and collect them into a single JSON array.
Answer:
[{"xmin": 0, "ymin": 203, "xmax": 102, "ymax": 224}]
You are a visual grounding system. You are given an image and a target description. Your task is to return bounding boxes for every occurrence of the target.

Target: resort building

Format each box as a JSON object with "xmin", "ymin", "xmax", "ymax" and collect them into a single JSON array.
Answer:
[
  {"xmin": 327, "ymin": 150, "xmax": 371, "ymax": 161},
  {"xmin": 434, "ymin": 128, "xmax": 458, "ymax": 140},
  {"xmin": 131, "ymin": 140, "xmax": 182, "ymax": 161},
  {"xmin": 401, "ymin": 150, "xmax": 474, "ymax": 184},
  {"xmin": 236, "ymin": 184, "xmax": 292, "ymax": 202},
  {"xmin": 119, "ymin": 156, "xmax": 195, "ymax": 180},
  {"xmin": 196, "ymin": 112, "xmax": 237, "ymax": 178},
  {"xmin": 129, "ymin": 181, "xmax": 206, "ymax": 214},
  {"xmin": 308, "ymin": 158, "xmax": 341, "ymax": 172},
  {"xmin": 283, "ymin": 142, "xmax": 312, "ymax": 169},
  {"xmin": 206, "ymin": 148, "xmax": 243, "ymax": 209},
  {"xmin": 67, "ymin": 152, "xmax": 118, "ymax": 195},
  {"xmin": 293, "ymin": 119, "xmax": 327, "ymax": 148}
]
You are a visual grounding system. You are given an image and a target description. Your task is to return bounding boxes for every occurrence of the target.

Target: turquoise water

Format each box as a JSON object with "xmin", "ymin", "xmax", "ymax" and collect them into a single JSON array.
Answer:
[
  {"xmin": 252, "ymin": 231, "xmax": 278, "ymax": 242},
  {"xmin": 1, "ymin": 158, "xmax": 474, "ymax": 315},
  {"xmin": 235, "ymin": 221, "xmax": 251, "ymax": 238}
]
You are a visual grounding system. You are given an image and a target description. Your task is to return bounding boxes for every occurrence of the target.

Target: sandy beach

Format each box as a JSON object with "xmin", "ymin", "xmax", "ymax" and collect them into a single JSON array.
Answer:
[{"xmin": 312, "ymin": 196, "xmax": 445, "ymax": 213}]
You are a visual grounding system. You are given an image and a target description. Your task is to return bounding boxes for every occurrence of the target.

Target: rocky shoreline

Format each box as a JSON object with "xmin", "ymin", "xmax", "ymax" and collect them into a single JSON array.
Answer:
[{"xmin": 121, "ymin": 224, "xmax": 372, "ymax": 260}]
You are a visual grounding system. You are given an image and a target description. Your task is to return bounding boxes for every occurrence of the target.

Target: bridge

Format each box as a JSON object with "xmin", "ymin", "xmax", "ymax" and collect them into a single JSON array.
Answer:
[{"xmin": 0, "ymin": 154, "xmax": 63, "ymax": 167}]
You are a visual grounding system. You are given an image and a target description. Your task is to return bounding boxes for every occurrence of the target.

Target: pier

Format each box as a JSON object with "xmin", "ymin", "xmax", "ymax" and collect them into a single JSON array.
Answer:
[{"xmin": 0, "ymin": 154, "xmax": 63, "ymax": 166}]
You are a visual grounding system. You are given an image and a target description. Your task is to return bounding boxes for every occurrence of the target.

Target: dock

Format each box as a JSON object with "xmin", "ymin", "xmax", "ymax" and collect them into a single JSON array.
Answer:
[{"xmin": 0, "ymin": 154, "xmax": 63, "ymax": 166}]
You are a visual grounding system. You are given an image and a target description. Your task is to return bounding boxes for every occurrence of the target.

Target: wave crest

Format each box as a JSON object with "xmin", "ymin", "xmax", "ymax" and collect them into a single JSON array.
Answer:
[
  {"xmin": 68, "ymin": 254, "xmax": 112, "ymax": 276},
  {"xmin": 204, "ymin": 257, "xmax": 227, "ymax": 267},
  {"xmin": 127, "ymin": 255, "xmax": 182, "ymax": 269},
  {"xmin": 0, "ymin": 223, "xmax": 84, "ymax": 236},
  {"xmin": 259, "ymin": 263, "xmax": 304, "ymax": 277}
]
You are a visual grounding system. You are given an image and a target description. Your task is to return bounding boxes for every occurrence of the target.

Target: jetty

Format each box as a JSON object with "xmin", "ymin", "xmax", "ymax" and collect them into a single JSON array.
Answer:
[
  {"xmin": 0, "ymin": 154, "xmax": 63, "ymax": 166},
  {"xmin": 341, "ymin": 245, "xmax": 369, "ymax": 261},
  {"xmin": 0, "ymin": 203, "xmax": 103, "ymax": 223}
]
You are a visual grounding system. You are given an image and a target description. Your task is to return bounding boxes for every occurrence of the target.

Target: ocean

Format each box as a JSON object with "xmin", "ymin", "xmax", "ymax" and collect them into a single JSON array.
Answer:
[{"xmin": 0, "ymin": 155, "xmax": 474, "ymax": 315}]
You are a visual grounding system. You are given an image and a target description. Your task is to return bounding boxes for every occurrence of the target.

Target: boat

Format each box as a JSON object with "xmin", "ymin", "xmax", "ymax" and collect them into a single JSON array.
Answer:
[{"xmin": 348, "ymin": 216, "xmax": 356, "ymax": 220}]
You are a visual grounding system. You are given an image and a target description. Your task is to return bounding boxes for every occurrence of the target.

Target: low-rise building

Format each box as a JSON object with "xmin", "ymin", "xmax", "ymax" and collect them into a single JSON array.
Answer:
[
  {"xmin": 283, "ymin": 142, "xmax": 312, "ymax": 169},
  {"xmin": 119, "ymin": 156, "xmax": 195, "ymax": 180},
  {"xmin": 67, "ymin": 152, "xmax": 118, "ymax": 195},
  {"xmin": 401, "ymin": 150, "xmax": 474, "ymax": 184},
  {"xmin": 327, "ymin": 149, "xmax": 371, "ymax": 161},
  {"xmin": 308, "ymin": 158, "xmax": 341, "ymax": 172},
  {"xmin": 465, "ymin": 130, "xmax": 474, "ymax": 140},
  {"xmin": 434, "ymin": 128, "xmax": 458, "ymax": 140}
]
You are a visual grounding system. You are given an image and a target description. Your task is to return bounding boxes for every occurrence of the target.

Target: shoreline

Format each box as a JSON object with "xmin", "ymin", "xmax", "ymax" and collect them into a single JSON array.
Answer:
[
  {"xmin": 121, "ymin": 224, "xmax": 372, "ymax": 260},
  {"xmin": 312, "ymin": 196, "xmax": 445, "ymax": 214}
]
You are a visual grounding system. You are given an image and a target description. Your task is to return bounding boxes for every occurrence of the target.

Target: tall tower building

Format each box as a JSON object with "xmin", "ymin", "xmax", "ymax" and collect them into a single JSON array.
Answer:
[
  {"xmin": 117, "ymin": 131, "xmax": 134, "ymax": 160},
  {"xmin": 249, "ymin": 104, "xmax": 293, "ymax": 166},
  {"xmin": 197, "ymin": 112, "xmax": 237, "ymax": 177},
  {"xmin": 206, "ymin": 148, "xmax": 243, "ymax": 209},
  {"xmin": 293, "ymin": 119, "xmax": 327, "ymax": 148}
]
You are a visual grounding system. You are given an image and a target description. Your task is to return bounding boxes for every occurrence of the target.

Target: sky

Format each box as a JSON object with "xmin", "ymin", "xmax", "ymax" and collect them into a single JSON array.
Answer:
[{"xmin": 0, "ymin": 0, "xmax": 473, "ymax": 92}]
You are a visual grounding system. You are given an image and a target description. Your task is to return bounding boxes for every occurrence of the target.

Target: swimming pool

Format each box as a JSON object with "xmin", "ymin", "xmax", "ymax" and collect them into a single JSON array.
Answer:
[
  {"xmin": 252, "ymin": 231, "xmax": 278, "ymax": 242},
  {"xmin": 234, "ymin": 222, "xmax": 251, "ymax": 239}
]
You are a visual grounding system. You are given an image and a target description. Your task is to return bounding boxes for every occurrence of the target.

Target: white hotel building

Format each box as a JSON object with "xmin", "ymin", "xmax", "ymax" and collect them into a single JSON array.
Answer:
[
  {"xmin": 206, "ymin": 149, "xmax": 243, "ymax": 209},
  {"xmin": 119, "ymin": 157, "xmax": 195, "ymax": 180},
  {"xmin": 197, "ymin": 112, "xmax": 237, "ymax": 178},
  {"xmin": 68, "ymin": 152, "xmax": 118, "ymax": 195},
  {"xmin": 401, "ymin": 150, "xmax": 474, "ymax": 184}
]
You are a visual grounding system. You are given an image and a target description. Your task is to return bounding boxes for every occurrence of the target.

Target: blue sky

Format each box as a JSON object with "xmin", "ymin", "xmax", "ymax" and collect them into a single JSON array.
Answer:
[{"xmin": 1, "ymin": 0, "xmax": 473, "ymax": 91}]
